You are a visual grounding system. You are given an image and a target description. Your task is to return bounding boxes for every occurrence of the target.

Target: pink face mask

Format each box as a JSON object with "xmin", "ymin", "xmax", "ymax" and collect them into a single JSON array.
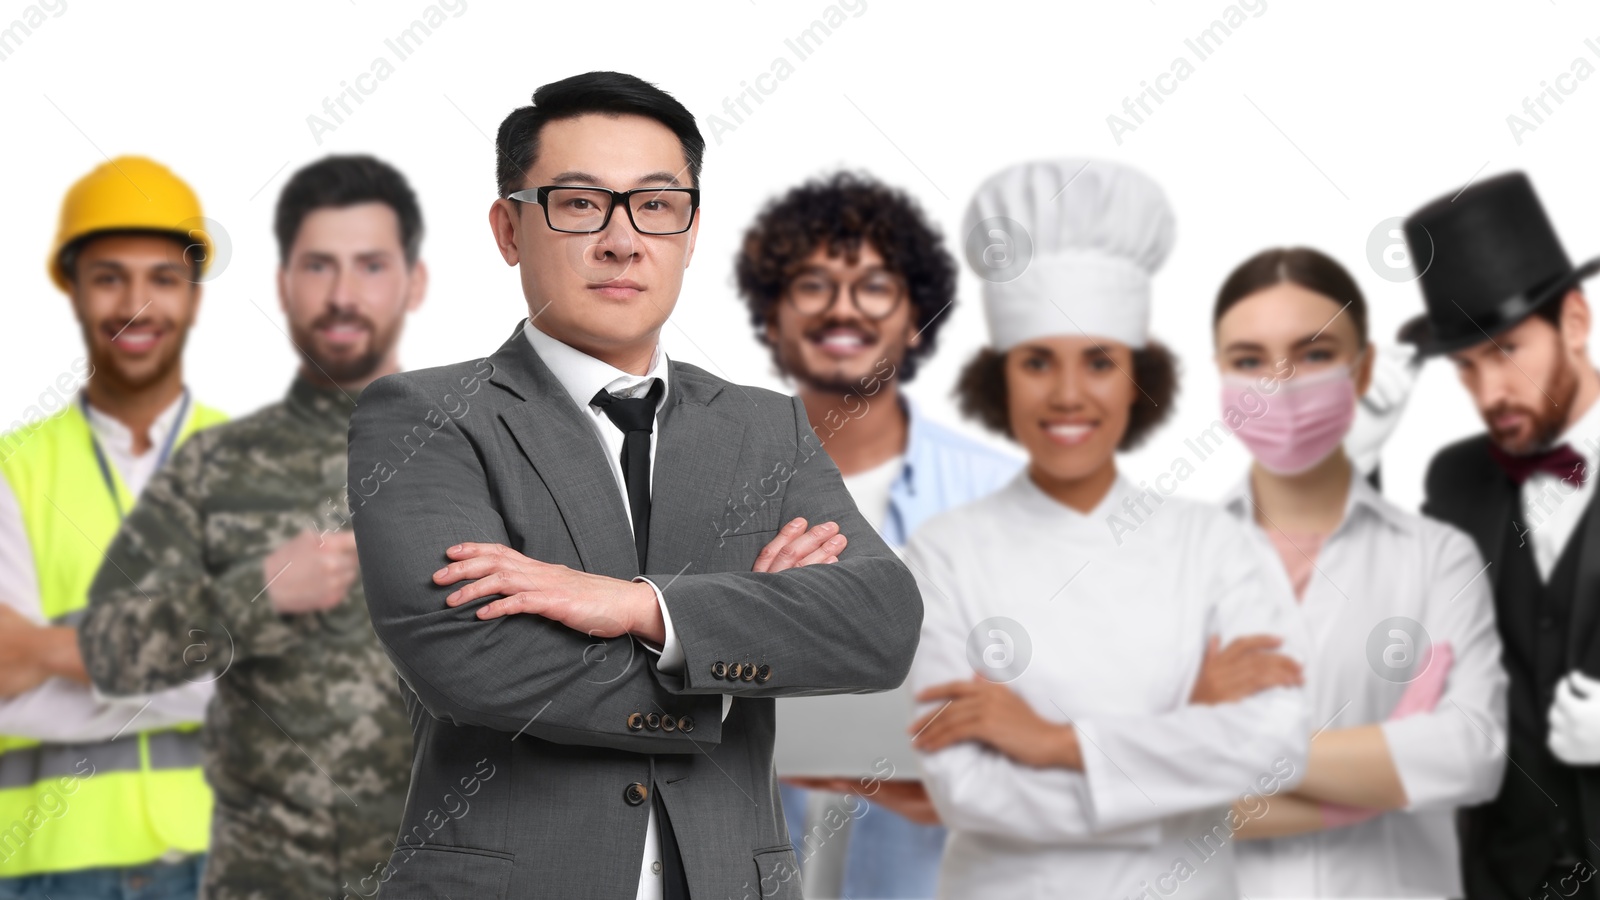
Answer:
[{"xmin": 1221, "ymin": 363, "xmax": 1357, "ymax": 475}]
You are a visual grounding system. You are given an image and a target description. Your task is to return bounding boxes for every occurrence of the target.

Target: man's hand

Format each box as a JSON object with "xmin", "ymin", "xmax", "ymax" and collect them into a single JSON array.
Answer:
[
  {"xmin": 0, "ymin": 605, "xmax": 51, "ymax": 697},
  {"xmin": 264, "ymin": 529, "xmax": 360, "ymax": 615},
  {"xmin": 1549, "ymin": 670, "xmax": 1600, "ymax": 765},
  {"xmin": 438, "ymin": 518, "xmax": 850, "ymax": 642},
  {"xmin": 1188, "ymin": 635, "xmax": 1303, "ymax": 705},
  {"xmin": 752, "ymin": 518, "xmax": 849, "ymax": 573},
  {"xmin": 438, "ymin": 543, "xmax": 656, "ymax": 638},
  {"xmin": 0, "ymin": 605, "xmax": 87, "ymax": 696},
  {"xmin": 1346, "ymin": 343, "xmax": 1423, "ymax": 476},
  {"xmin": 910, "ymin": 673, "xmax": 1081, "ymax": 770},
  {"xmin": 782, "ymin": 777, "xmax": 942, "ymax": 826}
]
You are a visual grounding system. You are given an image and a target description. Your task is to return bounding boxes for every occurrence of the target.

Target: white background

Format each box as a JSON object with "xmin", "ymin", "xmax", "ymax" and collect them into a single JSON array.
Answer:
[{"xmin": 3, "ymin": 0, "xmax": 1599, "ymax": 514}]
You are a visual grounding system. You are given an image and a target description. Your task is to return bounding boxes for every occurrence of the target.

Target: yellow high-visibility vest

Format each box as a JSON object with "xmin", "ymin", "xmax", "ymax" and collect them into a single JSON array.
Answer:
[{"xmin": 0, "ymin": 397, "xmax": 226, "ymax": 876}]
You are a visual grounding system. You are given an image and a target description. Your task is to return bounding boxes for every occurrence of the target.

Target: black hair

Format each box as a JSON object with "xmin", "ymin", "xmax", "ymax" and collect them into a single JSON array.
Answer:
[
  {"xmin": 735, "ymin": 171, "xmax": 956, "ymax": 383},
  {"xmin": 274, "ymin": 155, "xmax": 424, "ymax": 266},
  {"xmin": 58, "ymin": 229, "xmax": 201, "ymax": 285},
  {"xmin": 495, "ymin": 71, "xmax": 705, "ymax": 197},
  {"xmin": 955, "ymin": 342, "xmax": 1179, "ymax": 451}
]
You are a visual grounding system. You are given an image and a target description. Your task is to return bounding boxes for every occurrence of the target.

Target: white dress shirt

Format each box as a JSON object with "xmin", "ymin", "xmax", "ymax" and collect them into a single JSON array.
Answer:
[
  {"xmin": 1519, "ymin": 391, "xmax": 1600, "ymax": 581},
  {"xmin": 0, "ymin": 390, "xmax": 215, "ymax": 741},
  {"xmin": 907, "ymin": 471, "xmax": 1310, "ymax": 899},
  {"xmin": 1223, "ymin": 471, "xmax": 1509, "ymax": 898},
  {"xmin": 521, "ymin": 320, "xmax": 732, "ymax": 900}
]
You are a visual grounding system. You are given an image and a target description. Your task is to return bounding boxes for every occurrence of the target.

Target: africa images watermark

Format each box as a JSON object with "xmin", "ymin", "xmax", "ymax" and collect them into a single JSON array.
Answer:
[
  {"xmin": 334, "ymin": 757, "xmax": 498, "ymax": 899},
  {"xmin": 310, "ymin": 357, "xmax": 495, "ymax": 543},
  {"xmin": 0, "ymin": 355, "xmax": 94, "ymax": 465},
  {"xmin": 727, "ymin": 756, "xmax": 899, "ymax": 900},
  {"xmin": 0, "ymin": 0, "xmax": 66, "ymax": 63},
  {"xmin": 1104, "ymin": 357, "xmax": 1297, "ymax": 545},
  {"xmin": 1505, "ymin": 36, "xmax": 1600, "ymax": 146},
  {"xmin": 1511, "ymin": 433, "xmax": 1598, "ymax": 548},
  {"xmin": 0, "ymin": 757, "xmax": 96, "ymax": 867},
  {"xmin": 1123, "ymin": 756, "xmax": 1298, "ymax": 900},
  {"xmin": 710, "ymin": 356, "xmax": 897, "ymax": 547},
  {"xmin": 1106, "ymin": 0, "xmax": 1269, "ymax": 146},
  {"xmin": 701, "ymin": 0, "xmax": 868, "ymax": 146},
  {"xmin": 305, "ymin": 0, "xmax": 468, "ymax": 146}
]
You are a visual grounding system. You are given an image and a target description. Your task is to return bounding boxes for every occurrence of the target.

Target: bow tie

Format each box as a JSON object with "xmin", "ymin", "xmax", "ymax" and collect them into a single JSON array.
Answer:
[{"xmin": 1487, "ymin": 441, "xmax": 1589, "ymax": 488}]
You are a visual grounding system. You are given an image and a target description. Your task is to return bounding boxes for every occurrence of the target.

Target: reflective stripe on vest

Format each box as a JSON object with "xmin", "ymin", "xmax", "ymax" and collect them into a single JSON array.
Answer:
[
  {"xmin": 0, "ymin": 398, "xmax": 227, "ymax": 876},
  {"xmin": 0, "ymin": 730, "xmax": 202, "ymax": 790}
]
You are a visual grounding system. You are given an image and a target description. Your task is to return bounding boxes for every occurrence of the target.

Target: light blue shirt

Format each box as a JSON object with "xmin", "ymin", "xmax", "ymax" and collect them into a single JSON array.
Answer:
[
  {"xmin": 880, "ymin": 398, "xmax": 1023, "ymax": 547},
  {"xmin": 785, "ymin": 398, "xmax": 1022, "ymax": 898}
]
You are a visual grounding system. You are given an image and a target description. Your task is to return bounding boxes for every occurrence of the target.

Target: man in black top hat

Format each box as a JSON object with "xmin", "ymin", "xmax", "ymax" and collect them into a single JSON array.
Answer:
[{"xmin": 1403, "ymin": 171, "xmax": 1600, "ymax": 899}]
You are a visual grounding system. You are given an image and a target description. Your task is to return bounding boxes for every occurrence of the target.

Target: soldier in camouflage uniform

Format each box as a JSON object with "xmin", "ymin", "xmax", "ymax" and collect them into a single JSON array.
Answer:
[{"xmin": 77, "ymin": 155, "xmax": 430, "ymax": 899}]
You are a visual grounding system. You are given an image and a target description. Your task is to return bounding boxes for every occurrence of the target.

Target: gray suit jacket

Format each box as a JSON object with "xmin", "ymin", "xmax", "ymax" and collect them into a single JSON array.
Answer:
[{"xmin": 348, "ymin": 321, "xmax": 923, "ymax": 899}]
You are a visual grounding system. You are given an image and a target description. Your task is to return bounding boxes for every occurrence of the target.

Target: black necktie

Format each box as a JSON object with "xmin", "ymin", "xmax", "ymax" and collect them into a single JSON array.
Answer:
[
  {"xmin": 591, "ymin": 378, "xmax": 664, "ymax": 571},
  {"xmin": 593, "ymin": 379, "xmax": 690, "ymax": 900}
]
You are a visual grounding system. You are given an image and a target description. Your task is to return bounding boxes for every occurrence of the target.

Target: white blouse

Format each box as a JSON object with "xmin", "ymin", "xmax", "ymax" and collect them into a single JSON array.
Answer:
[
  {"xmin": 1222, "ymin": 472, "xmax": 1508, "ymax": 898},
  {"xmin": 906, "ymin": 471, "xmax": 1310, "ymax": 899}
]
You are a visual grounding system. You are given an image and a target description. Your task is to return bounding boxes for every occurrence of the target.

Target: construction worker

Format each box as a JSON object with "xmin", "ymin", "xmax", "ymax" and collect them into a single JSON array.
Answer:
[
  {"xmin": 0, "ymin": 156, "xmax": 227, "ymax": 898},
  {"xmin": 79, "ymin": 155, "xmax": 422, "ymax": 900}
]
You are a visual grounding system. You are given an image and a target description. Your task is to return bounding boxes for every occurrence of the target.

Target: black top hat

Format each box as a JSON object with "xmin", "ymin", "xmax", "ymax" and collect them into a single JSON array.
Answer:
[{"xmin": 1399, "ymin": 171, "xmax": 1599, "ymax": 357}]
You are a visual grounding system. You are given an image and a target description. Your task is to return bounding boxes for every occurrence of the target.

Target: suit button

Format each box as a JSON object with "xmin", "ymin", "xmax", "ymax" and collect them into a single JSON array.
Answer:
[
  {"xmin": 678, "ymin": 716, "xmax": 694, "ymax": 733},
  {"xmin": 661, "ymin": 715, "xmax": 677, "ymax": 732},
  {"xmin": 645, "ymin": 712, "xmax": 661, "ymax": 730},
  {"xmin": 727, "ymin": 663, "xmax": 743, "ymax": 680},
  {"xmin": 625, "ymin": 782, "xmax": 649, "ymax": 806},
  {"xmin": 755, "ymin": 664, "xmax": 772, "ymax": 684},
  {"xmin": 711, "ymin": 661, "xmax": 728, "ymax": 679},
  {"xmin": 626, "ymin": 712, "xmax": 645, "ymax": 731},
  {"xmin": 741, "ymin": 662, "xmax": 756, "ymax": 681}
]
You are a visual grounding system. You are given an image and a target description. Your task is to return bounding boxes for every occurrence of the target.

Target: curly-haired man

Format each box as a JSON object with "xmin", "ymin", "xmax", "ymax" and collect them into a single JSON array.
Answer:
[{"xmin": 737, "ymin": 172, "xmax": 1021, "ymax": 900}]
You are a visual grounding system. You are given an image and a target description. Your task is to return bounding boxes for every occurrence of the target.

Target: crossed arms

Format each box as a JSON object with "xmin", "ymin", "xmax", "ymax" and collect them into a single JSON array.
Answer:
[{"xmin": 348, "ymin": 374, "xmax": 923, "ymax": 755}]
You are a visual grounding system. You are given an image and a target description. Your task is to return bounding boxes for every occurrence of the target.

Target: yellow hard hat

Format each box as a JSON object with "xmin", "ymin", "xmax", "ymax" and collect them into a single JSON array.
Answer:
[{"xmin": 50, "ymin": 156, "xmax": 214, "ymax": 292}]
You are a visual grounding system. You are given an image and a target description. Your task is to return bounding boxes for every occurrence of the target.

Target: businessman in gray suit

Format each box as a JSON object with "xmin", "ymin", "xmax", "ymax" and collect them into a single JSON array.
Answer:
[{"xmin": 347, "ymin": 71, "xmax": 924, "ymax": 900}]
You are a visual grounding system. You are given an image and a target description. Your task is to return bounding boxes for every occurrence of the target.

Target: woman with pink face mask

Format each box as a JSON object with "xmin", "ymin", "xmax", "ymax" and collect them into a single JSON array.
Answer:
[{"xmin": 1211, "ymin": 247, "xmax": 1510, "ymax": 898}]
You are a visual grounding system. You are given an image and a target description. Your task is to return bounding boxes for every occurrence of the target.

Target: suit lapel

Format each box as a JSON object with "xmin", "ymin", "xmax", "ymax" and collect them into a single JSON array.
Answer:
[
  {"xmin": 1460, "ymin": 431, "xmax": 1600, "ymax": 669},
  {"xmin": 1477, "ymin": 477, "xmax": 1515, "ymax": 593},
  {"xmin": 1568, "ymin": 489, "xmax": 1600, "ymax": 668},
  {"xmin": 1456, "ymin": 439, "xmax": 1516, "ymax": 593},
  {"xmin": 486, "ymin": 321, "xmax": 639, "ymax": 580},
  {"xmin": 646, "ymin": 363, "xmax": 744, "ymax": 577}
]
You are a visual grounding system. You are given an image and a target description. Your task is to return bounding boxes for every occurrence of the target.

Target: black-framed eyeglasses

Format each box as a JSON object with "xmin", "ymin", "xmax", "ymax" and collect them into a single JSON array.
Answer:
[
  {"xmin": 508, "ymin": 185, "xmax": 700, "ymax": 235},
  {"xmin": 784, "ymin": 269, "xmax": 907, "ymax": 320}
]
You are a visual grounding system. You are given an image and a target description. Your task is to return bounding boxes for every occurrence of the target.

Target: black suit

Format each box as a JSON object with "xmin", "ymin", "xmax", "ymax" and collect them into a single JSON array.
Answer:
[{"xmin": 1424, "ymin": 435, "xmax": 1600, "ymax": 899}]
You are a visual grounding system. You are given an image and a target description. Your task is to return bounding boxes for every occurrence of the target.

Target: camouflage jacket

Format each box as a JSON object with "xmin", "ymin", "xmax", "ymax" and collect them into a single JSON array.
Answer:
[{"xmin": 80, "ymin": 375, "xmax": 410, "ymax": 898}]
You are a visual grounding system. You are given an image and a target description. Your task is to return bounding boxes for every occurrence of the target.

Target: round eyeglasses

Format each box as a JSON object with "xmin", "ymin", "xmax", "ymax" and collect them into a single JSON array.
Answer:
[{"xmin": 784, "ymin": 270, "xmax": 907, "ymax": 320}]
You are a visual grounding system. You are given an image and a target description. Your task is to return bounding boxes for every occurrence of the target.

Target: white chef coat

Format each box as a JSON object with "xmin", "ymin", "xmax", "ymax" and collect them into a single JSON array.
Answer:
[
  {"xmin": 1222, "ymin": 471, "xmax": 1508, "ymax": 898},
  {"xmin": 905, "ymin": 470, "xmax": 1311, "ymax": 900},
  {"xmin": 522, "ymin": 320, "xmax": 733, "ymax": 900},
  {"xmin": 0, "ymin": 389, "xmax": 214, "ymax": 742},
  {"xmin": 1520, "ymin": 390, "xmax": 1600, "ymax": 581}
]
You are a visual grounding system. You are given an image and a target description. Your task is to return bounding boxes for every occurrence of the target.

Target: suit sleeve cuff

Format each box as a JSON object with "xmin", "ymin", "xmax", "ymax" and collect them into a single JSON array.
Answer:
[{"xmin": 634, "ymin": 576, "xmax": 684, "ymax": 674}]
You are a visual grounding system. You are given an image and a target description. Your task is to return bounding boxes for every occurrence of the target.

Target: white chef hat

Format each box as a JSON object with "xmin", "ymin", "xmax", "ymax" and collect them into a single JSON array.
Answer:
[{"xmin": 962, "ymin": 158, "xmax": 1175, "ymax": 350}]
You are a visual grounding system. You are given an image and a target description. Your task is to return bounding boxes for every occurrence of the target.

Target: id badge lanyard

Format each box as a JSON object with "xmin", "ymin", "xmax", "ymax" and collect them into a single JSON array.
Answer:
[{"xmin": 82, "ymin": 388, "xmax": 190, "ymax": 519}]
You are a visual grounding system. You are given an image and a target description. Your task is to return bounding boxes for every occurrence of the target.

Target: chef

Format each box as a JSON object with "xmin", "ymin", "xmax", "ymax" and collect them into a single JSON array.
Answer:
[{"xmin": 904, "ymin": 158, "xmax": 1311, "ymax": 900}]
